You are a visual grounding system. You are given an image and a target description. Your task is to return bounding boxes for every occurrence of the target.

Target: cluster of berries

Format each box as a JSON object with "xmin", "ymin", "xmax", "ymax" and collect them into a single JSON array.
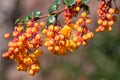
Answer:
[
  {"xmin": 64, "ymin": 6, "xmax": 73, "ymax": 24},
  {"xmin": 3, "ymin": 20, "xmax": 44, "ymax": 75},
  {"xmin": 64, "ymin": 0, "xmax": 82, "ymax": 24},
  {"xmin": 42, "ymin": 24, "xmax": 74, "ymax": 55},
  {"xmin": 3, "ymin": 0, "xmax": 119, "ymax": 76},
  {"xmin": 42, "ymin": 11, "xmax": 94, "ymax": 56},
  {"xmin": 72, "ymin": 11, "xmax": 94, "ymax": 47},
  {"xmin": 96, "ymin": 0, "xmax": 119, "ymax": 32}
]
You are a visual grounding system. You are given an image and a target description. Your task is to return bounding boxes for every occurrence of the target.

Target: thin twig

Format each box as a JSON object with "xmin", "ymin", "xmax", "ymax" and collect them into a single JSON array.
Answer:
[
  {"xmin": 56, "ymin": 19, "xmax": 62, "ymax": 26},
  {"xmin": 113, "ymin": 0, "xmax": 118, "ymax": 8},
  {"xmin": 37, "ymin": 8, "xmax": 65, "ymax": 20}
]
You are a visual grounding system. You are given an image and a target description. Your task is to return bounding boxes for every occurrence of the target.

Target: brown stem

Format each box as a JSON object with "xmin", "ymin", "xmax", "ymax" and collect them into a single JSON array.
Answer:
[
  {"xmin": 113, "ymin": 0, "xmax": 118, "ymax": 8},
  {"xmin": 36, "ymin": 8, "xmax": 65, "ymax": 20},
  {"xmin": 56, "ymin": 19, "xmax": 62, "ymax": 26}
]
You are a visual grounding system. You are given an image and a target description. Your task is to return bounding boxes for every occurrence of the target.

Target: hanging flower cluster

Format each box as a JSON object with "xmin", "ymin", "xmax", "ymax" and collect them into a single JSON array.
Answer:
[
  {"xmin": 96, "ymin": 0, "xmax": 119, "ymax": 32},
  {"xmin": 3, "ymin": 20, "xmax": 43, "ymax": 75},
  {"xmin": 2, "ymin": 0, "xmax": 119, "ymax": 76}
]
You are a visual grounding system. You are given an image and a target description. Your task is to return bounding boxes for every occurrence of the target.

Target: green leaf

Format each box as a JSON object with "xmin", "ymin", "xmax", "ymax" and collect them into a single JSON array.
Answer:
[
  {"xmin": 48, "ymin": 15, "xmax": 56, "ymax": 23},
  {"xmin": 29, "ymin": 12, "xmax": 34, "ymax": 17},
  {"xmin": 25, "ymin": 16, "xmax": 29, "ymax": 21},
  {"xmin": 54, "ymin": 0, "xmax": 60, "ymax": 6},
  {"xmin": 49, "ymin": 4, "xmax": 58, "ymax": 14},
  {"xmin": 80, "ymin": 3, "xmax": 90, "ymax": 14},
  {"xmin": 23, "ymin": 26, "xmax": 27, "ymax": 30},
  {"xmin": 22, "ymin": 16, "xmax": 30, "ymax": 23},
  {"xmin": 29, "ymin": 11, "xmax": 41, "ymax": 19},
  {"xmin": 28, "ymin": 15, "xmax": 32, "ymax": 19},
  {"xmin": 82, "ymin": 0, "xmax": 90, "ymax": 4},
  {"xmin": 68, "ymin": 0, "xmax": 75, "ymax": 6},
  {"xmin": 23, "ymin": 18, "xmax": 27, "ymax": 24},
  {"xmin": 34, "ymin": 11, "xmax": 41, "ymax": 18},
  {"xmin": 21, "ymin": 19, "xmax": 25, "ymax": 23},
  {"xmin": 62, "ymin": 0, "xmax": 75, "ymax": 6},
  {"xmin": 15, "ymin": 18, "xmax": 20, "ymax": 25},
  {"xmin": 62, "ymin": 0, "xmax": 69, "ymax": 5},
  {"xmin": 46, "ymin": 21, "xmax": 50, "ymax": 27},
  {"xmin": 49, "ymin": 0, "xmax": 60, "ymax": 14},
  {"xmin": 46, "ymin": 15, "xmax": 56, "ymax": 27},
  {"xmin": 85, "ymin": 7, "xmax": 90, "ymax": 14},
  {"xmin": 83, "ymin": 4, "xmax": 90, "ymax": 14}
]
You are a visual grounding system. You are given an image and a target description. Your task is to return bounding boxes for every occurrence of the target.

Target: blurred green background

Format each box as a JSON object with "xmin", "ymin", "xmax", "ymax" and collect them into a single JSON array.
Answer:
[{"xmin": 0, "ymin": 0, "xmax": 120, "ymax": 80}]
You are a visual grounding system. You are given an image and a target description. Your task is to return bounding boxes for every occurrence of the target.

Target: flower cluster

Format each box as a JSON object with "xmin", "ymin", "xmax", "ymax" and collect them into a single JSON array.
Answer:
[
  {"xmin": 42, "ymin": 11, "xmax": 94, "ymax": 55},
  {"xmin": 64, "ymin": 0, "xmax": 82, "ymax": 24},
  {"xmin": 42, "ymin": 24, "xmax": 74, "ymax": 55},
  {"xmin": 3, "ymin": 20, "xmax": 43, "ymax": 75},
  {"xmin": 3, "ymin": 0, "xmax": 119, "ymax": 76},
  {"xmin": 96, "ymin": 0, "xmax": 119, "ymax": 32},
  {"xmin": 3, "ymin": 1, "xmax": 94, "ymax": 75},
  {"xmin": 64, "ymin": 6, "xmax": 72, "ymax": 24},
  {"xmin": 72, "ymin": 11, "xmax": 94, "ymax": 47}
]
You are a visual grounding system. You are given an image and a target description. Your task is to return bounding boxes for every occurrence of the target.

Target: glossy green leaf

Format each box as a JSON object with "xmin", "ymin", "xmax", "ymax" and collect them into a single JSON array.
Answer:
[
  {"xmin": 34, "ymin": 11, "xmax": 41, "ymax": 18},
  {"xmin": 22, "ymin": 16, "xmax": 30, "ymax": 23},
  {"xmin": 29, "ymin": 12, "xmax": 34, "ymax": 17},
  {"xmin": 46, "ymin": 15, "xmax": 56, "ymax": 27},
  {"xmin": 46, "ymin": 21, "xmax": 50, "ymax": 28},
  {"xmin": 28, "ymin": 11, "xmax": 41, "ymax": 19},
  {"xmin": 49, "ymin": 0, "xmax": 60, "ymax": 14},
  {"xmin": 82, "ymin": 0, "xmax": 90, "ymax": 4},
  {"xmin": 25, "ymin": 16, "xmax": 29, "ymax": 21},
  {"xmin": 68, "ymin": 0, "xmax": 75, "ymax": 6},
  {"xmin": 62, "ymin": 0, "xmax": 69, "ymax": 5},
  {"xmin": 62, "ymin": 0, "xmax": 75, "ymax": 6},
  {"xmin": 21, "ymin": 19, "xmax": 25, "ymax": 23},
  {"xmin": 54, "ymin": 0, "xmax": 60, "ymax": 6},
  {"xmin": 48, "ymin": 15, "xmax": 56, "ymax": 23},
  {"xmin": 49, "ymin": 4, "xmax": 58, "ymax": 14},
  {"xmin": 80, "ymin": 3, "xmax": 90, "ymax": 14},
  {"xmin": 15, "ymin": 18, "xmax": 20, "ymax": 25},
  {"xmin": 85, "ymin": 7, "xmax": 90, "ymax": 14},
  {"xmin": 83, "ymin": 4, "xmax": 90, "ymax": 14}
]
